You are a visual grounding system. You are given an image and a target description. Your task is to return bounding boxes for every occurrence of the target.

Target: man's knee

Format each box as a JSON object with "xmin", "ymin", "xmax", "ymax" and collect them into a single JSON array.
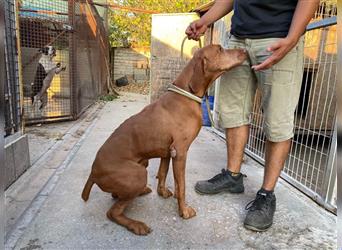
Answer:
[{"xmin": 263, "ymin": 121, "xmax": 294, "ymax": 142}]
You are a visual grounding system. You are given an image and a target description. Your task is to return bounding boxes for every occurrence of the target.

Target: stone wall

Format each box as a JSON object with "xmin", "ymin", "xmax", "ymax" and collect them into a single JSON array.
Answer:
[{"xmin": 110, "ymin": 47, "xmax": 150, "ymax": 84}]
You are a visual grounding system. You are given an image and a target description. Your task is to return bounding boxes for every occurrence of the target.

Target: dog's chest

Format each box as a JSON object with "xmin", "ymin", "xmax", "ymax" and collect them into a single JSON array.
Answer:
[{"xmin": 39, "ymin": 56, "xmax": 56, "ymax": 72}]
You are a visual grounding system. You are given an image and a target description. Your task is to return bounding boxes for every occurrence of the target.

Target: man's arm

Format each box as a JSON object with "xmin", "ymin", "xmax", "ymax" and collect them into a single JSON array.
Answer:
[
  {"xmin": 252, "ymin": 0, "xmax": 320, "ymax": 71},
  {"xmin": 186, "ymin": 0, "xmax": 234, "ymax": 40}
]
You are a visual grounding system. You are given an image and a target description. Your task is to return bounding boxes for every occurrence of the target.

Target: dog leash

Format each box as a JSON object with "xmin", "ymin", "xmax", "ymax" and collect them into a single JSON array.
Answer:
[
  {"xmin": 204, "ymin": 92, "xmax": 215, "ymax": 126},
  {"xmin": 180, "ymin": 36, "xmax": 202, "ymax": 60},
  {"xmin": 179, "ymin": 36, "xmax": 215, "ymax": 127}
]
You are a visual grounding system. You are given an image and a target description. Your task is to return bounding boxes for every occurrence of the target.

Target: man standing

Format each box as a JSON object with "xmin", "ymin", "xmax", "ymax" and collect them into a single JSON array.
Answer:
[{"xmin": 186, "ymin": 0, "xmax": 319, "ymax": 231}]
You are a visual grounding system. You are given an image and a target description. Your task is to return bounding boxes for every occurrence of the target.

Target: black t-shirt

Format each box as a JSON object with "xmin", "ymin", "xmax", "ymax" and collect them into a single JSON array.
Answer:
[{"xmin": 230, "ymin": 0, "xmax": 298, "ymax": 38}]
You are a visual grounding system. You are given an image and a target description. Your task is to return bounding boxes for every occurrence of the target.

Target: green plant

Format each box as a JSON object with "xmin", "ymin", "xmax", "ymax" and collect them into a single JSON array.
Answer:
[
  {"xmin": 99, "ymin": 94, "xmax": 118, "ymax": 101},
  {"xmin": 108, "ymin": 0, "xmax": 207, "ymax": 47}
]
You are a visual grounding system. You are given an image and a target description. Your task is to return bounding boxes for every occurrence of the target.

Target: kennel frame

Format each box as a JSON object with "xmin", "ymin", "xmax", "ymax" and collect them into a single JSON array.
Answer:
[{"xmin": 18, "ymin": 0, "xmax": 109, "ymax": 125}]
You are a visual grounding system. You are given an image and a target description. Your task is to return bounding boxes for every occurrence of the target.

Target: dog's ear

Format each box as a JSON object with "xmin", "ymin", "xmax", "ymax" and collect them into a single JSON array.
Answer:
[{"xmin": 189, "ymin": 56, "xmax": 208, "ymax": 95}]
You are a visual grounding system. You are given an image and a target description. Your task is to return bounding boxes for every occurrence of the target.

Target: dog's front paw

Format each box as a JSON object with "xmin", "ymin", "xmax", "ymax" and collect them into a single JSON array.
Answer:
[
  {"xmin": 157, "ymin": 187, "xmax": 173, "ymax": 198},
  {"xmin": 179, "ymin": 206, "xmax": 196, "ymax": 219}
]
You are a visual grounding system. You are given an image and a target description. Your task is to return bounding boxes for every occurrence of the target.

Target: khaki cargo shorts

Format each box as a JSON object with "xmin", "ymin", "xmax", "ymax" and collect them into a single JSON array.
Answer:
[{"xmin": 218, "ymin": 34, "xmax": 304, "ymax": 142}]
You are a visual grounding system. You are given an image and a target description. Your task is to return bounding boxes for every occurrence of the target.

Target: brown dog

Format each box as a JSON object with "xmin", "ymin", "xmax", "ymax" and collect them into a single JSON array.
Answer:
[{"xmin": 82, "ymin": 45, "xmax": 246, "ymax": 235}]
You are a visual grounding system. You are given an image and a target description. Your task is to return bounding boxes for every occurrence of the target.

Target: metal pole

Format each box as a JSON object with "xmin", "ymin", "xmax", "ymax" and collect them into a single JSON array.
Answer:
[
  {"xmin": 336, "ymin": 2, "xmax": 342, "ymax": 248},
  {"xmin": 321, "ymin": 121, "xmax": 337, "ymax": 206},
  {"xmin": 68, "ymin": 0, "xmax": 77, "ymax": 119},
  {"xmin": 15, "ymin": 0, "xmax": 24, "ymax": 134},
  {"xmin": 0, "ymin": 0, "xmax": 6, "ymax": 248}
]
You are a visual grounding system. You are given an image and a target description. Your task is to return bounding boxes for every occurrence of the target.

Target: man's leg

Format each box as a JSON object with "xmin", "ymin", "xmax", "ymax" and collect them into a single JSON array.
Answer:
[
  {"xmin": 226, "ymin": 125, "xmax": 249, "ymax": 173},
  {"xmin": 195, "ymin": 125, "xmax": 250, "ymax": 195},
  {"xmin": 262, "ymin": 139, "xmax": 291, "ymax": 191},
  {"xmin": 195, "ymin": 35, "xmax": 256, "ymax": 195},
  {"xmin": 244, "ymin": 36, "xmax": 304, "ymax": 231},
  {"xmin": 243, "ymin": 139, "xmax": 292, "ymax": 232}
]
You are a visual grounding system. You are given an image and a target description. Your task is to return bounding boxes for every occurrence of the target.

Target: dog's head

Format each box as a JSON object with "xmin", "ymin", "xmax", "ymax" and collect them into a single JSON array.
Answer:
[
  {"xmin": 39, "ymin": 46, "xmax": 56, "ymax": 58},
  {"xmin": 189, "ymin": 45, "xmax": 247, "ymax": 96},
  {"xmin": 198, "ymin": 44, "xmax": 247, "ymax": 72}
]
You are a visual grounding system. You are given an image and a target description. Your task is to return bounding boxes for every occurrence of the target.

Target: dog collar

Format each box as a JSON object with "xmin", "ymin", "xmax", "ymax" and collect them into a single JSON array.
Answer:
[{"xmin": 167, "ymin": 84, "xmax": 202, "ymax": 104}]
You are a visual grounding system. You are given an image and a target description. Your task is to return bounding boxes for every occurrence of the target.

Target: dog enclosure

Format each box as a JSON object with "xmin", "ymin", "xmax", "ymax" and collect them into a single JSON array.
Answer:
[{"xmin": 19, "ymin": 0, "xmax": 109, "ymax": 124}]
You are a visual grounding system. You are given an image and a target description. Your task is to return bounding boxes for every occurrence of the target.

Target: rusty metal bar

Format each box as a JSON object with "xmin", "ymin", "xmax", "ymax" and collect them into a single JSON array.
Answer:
[{"xmin": 93, "ymin": 2, "xmax": 160, "ymax": 14}]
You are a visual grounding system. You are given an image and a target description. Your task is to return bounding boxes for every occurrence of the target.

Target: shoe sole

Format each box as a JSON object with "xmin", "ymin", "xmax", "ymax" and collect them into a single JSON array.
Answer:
[
  {"xmin": 195, "ymin": 187, "xmax": 244, "ymax": 195},
  {"xmin": 243, "ymin": 223, "xmax": 272, "ymax": 232}
]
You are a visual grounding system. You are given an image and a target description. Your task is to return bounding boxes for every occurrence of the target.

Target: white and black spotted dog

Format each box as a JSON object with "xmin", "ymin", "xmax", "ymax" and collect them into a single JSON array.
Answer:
[{"xmin": 31, "ymin": 46, "xmax": 66, "ymax": 110}]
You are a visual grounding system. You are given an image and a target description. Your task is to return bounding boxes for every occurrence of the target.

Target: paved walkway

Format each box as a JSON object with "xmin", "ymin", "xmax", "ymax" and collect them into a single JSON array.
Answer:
[{"xmin": 6, "ymin": 93, "xmax": 336, "ymax": 249}]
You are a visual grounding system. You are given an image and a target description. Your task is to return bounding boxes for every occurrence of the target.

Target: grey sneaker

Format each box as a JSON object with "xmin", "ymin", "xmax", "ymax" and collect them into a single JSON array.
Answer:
[
  {"xmin": 244, "ymin": 189, "xmax": 276, "ymax": 232},
  {"xmin": 195, "ymin": 169, "xmax": 245, "ymax": 195}
]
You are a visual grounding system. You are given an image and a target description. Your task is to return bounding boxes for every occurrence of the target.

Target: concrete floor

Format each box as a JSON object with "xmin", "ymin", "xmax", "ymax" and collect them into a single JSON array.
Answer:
[{"xmin": 6, "ymin": 93, "xmax": 336, "ymax": 249}]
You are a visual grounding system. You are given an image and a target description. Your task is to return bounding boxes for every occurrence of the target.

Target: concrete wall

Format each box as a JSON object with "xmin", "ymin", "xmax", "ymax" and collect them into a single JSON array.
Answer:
[
  {"xmin": 5, "ymin": 134, "xmax": 30, "ymax": 189},
  {"xmin": 150, "ymin": 13, "xmax": 202, "ymax": 102},
  {"xmin": 110, "ymin": 47, "xmax": 150, "ymax": 84}
]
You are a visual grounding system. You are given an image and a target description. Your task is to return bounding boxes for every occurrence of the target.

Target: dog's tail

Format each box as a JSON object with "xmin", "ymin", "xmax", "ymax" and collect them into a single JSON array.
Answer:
[{"xmin": 81, "ymin": 176, "xmax": 94, "ymax": 201}]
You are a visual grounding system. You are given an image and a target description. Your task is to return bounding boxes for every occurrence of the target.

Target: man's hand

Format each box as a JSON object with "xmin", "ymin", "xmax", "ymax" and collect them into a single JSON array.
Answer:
[
  {"xmin": 185, "ymin": 20, "xmax": 208, "ymax": 41},
  {"xmin": 252, "ymin": 37, "xmax": 297, "ymax": 71},
  {"xmin": 252, "ymin": 0, "xmax": 319, "ymax": 71},
  {"xmin": 185, "ymin": 0, "xmax": 234, "ymax": 41}
]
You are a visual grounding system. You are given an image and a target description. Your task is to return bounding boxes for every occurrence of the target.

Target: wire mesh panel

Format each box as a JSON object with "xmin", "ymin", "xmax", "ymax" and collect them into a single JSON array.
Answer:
[
  {"xmin": 18, "ymin": 0, "xmax": 108, "ymax": 123},
  {"xmin": 246, "ymin": 18, "xmax": 337, "ymax": 211},
  {"xmin": 4, "ymin": 0, "xmax": 21, "ymax": 136},
  {"xmin": 19, "ymin": 0, "xmax": 72, "ymax": 123}
]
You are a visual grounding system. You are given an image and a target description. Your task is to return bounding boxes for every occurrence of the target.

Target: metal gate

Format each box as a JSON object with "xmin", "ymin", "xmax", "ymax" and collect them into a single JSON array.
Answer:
[
  {"xmin": 18, "ymin": 0, "xmax": 109, "ymax": 124},
  {"xmin": 245, "ymin": 6, "xmax": 337, "ymax": 213},
  {"xmin": 4, "ymin": 0, "xmax": 21, "ymax": 136}
]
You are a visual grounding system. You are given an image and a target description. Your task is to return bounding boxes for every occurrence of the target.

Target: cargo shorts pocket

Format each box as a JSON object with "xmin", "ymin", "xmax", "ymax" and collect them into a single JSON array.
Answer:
[{"xmin": 268, "ymin": 69, "xmax": 294, "ymax": 86}]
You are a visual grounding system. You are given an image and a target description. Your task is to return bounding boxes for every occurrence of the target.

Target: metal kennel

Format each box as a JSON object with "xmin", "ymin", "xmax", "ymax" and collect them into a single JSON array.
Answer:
[{"xmin": 18, "ymin": 0, "xmax": 109, "ymax": 124}]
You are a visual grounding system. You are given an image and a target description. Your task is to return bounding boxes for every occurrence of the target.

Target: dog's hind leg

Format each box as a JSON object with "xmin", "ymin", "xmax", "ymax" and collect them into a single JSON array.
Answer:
[
  {"xmin": 106, "ymin": 164, "xmax": 151, "ymax": 235},
  {"xmin": 140, "ymin": 186, "xmax": 152, "ymax": 195},
  {"xmin": 157, "ymin": 157, "xmax": 173, "ymax": 198},
  {"xmin": 39, "ymin": 92, "xmax": 48, "ymax": 110},
  {"xmin": 111, "ymin": 159, "xmax": 151, "ymax": 200},
  {"xmin": 107, "ymin": 199, "xmax": 151, "ymax": 235},
  {"xmin": 36, "ymin": 70, "xmax": 55, "ymax": 107},
  {"xmin": 112, "ymin": 186, "xmax": 151, "ymax": 199}
]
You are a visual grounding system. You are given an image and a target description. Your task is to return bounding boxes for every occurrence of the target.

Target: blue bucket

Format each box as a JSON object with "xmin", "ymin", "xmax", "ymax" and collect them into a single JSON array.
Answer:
[{"xmin": 201, "ymin": 95, "xmax": 214, "ymax": 126}]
